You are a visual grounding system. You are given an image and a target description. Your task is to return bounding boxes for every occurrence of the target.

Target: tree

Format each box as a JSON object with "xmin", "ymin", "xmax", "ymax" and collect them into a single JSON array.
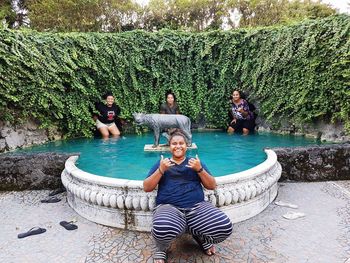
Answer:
[
  {"xmin": 6, "ymin": 0, "xmax": 338, "ymax": 32},
  {"xmin": 141, "ymin": 0, "xmax": 337, "ymax": 31},
  {"xmin": 26, "ymin": 0, "xmax": 140, "ymax": 32},
  {"xmin": 142, "ymin": 0, "xmax": 229, "ymax": 31},
  {"xmin": 227, "ymin": 0, "xmax": 336, "ymax": 28},
  {"xmin": 0, "ymin": 0, "xmax": 17, "ymax": 27}
]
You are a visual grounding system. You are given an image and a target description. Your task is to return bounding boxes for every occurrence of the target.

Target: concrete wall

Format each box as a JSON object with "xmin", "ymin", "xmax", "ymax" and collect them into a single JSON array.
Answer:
[
  {"xmin": 274, "ymin": 143, "xmax": 350, "ymax": 181},
  {"xmin": 0, "ymin": 152, "xmax": 76, "ymax": 191}
]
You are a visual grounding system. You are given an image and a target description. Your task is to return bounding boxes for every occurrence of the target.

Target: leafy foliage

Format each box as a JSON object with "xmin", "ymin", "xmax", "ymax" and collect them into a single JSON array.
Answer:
[
  {"xmin": 25, "ymin": 0, "xmax": 140, "ymax": 32},
  {"xmin": 3, "ymin": 0, "xmax": 337, "ymax": 32},
  {"xmin": 0, "ymin": 0, "xmax": 16, "ymax": 27},
  {"xmin": 230, "ymin": 0, "xmax": 336, "ymax": 28},
  {"xmin": 0, "ymin": 15, "xmax": 349, "ymax": 137}
]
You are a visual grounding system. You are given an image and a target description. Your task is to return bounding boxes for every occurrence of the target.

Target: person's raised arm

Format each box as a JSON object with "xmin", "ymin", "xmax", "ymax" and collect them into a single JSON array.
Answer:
[
  {"xmin": 239, "ymin": 100, "xmax": 250, "ymax": 118},
  {"xmin": 239, "ymin": 108, "xmax": 249, "ymax": 118},
  {"xmin": 143, "ymin": 166, "xmax": 163, "ymax": 192},
  {"xmin": 187, "ymin": 155, "xmax": 216, "ymax": 190},
  {"xmin": 143, "ymin": 155, "xmax": 175, "ymax": 192}
]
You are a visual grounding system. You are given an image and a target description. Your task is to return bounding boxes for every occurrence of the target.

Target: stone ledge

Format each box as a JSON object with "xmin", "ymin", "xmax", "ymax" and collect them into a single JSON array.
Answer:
[
  {"xmin": 273, "ymin": 143, "xmax": 350, "ymax": 182},
  {"xmin": 0, "ymin": 152, "xmax": 78, "ymax": 191}
]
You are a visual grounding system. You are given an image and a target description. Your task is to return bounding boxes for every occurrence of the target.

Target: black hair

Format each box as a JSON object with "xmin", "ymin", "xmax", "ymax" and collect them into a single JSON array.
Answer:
[
  {"xmin": 230, "ymin": 90, "xmax": 246, "ymax": 100},
  {"xmin": 103, "ymin": 92, "xmax": 114, "ymax": 100},
  {"xmin": 169, "ymin": 129, "xmax": 186, "ymax": 143},
  {"xmin": 165, "ymin": 90, "xmax": 177, "ymax": 101}
]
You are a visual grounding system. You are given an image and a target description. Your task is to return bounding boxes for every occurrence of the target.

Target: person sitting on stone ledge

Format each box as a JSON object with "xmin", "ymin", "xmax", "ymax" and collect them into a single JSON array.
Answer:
[
  {"xmin": 227, "ymin": 89, "xmax": 256, "ymax": 135},
  {"xmin": 159, "ymin": 90, "xmax": 181, "ymax": 144},
  {"xmin": 93, "ymin": 92, "xmax": 122, "ymax": 139},
  {"xmin": 143, "ymin": 130, "xmax": 233, "ymax": 263},
  {"xmin": 160, "ymin": 90, "xmax": 180, "ymax": 115}
]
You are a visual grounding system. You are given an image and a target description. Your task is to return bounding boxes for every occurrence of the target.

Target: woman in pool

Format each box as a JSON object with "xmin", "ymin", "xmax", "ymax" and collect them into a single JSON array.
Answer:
[
  {"xmin": 160, "ymin": 90, "xmax": 180, "ymax": 114},
  {"xmin": 144, "ymin": 130, "xmax": 233, "ymax": 263},
  {"xmin": 227, "ymin": 90, "xmax": 255, "ymax": 135},
  {"xmin": 94, "ymin": 93, "xmax": 121, "ymax": 139},
  {"xmin": 159, "ymin": 90, "xmax": 181, "ymax": 143}
]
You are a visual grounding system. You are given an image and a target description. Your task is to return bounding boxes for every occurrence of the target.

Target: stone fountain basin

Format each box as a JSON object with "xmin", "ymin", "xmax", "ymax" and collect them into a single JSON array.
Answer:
[{"xmin": 61, "ymin": 149, "xmax": 281, "ymax": 232}]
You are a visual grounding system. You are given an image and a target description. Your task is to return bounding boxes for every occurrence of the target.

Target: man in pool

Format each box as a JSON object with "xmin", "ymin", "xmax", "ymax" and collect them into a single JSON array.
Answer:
[{"xmin": 143, "ymin": 130, "xmax": 233, "ymax": 263}]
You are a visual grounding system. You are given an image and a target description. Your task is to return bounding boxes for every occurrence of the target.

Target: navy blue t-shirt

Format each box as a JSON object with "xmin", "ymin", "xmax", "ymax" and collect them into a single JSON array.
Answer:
[{"xmin": 147, "ymin": 157, "xmax": 211, "ymax": 209}]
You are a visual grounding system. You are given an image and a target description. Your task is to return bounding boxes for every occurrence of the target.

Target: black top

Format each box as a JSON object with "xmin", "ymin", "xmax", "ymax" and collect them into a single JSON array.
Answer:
[
  {"xmin": 160, "ymin": 103, "xmax": 179, "ymax": 114},
  {"xmin": 95, "ymin": 102, "xmax": 120, "ymax": 124}
]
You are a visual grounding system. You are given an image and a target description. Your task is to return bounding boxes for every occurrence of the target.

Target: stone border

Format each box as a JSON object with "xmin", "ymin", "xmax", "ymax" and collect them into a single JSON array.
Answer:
[
  {"xmin": 273, "ymin": 143, "xmax": 350, "ymax": 181},
  {"xmin": 0, "ymin": 152, "xmax": 75, "ymax": 191},
  {"xmin": 61, "ymin": 149, "xmax": 281, "ymax": 231}
]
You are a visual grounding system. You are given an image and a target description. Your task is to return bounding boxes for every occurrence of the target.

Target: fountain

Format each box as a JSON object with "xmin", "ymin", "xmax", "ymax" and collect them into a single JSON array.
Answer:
[
  {"xmin": 62, "ymin": 149, "xmax": 281, "ymax": 231},
  {"xmin": 61, "ymin": 128, "xmax": 283, "ymax": 231}
]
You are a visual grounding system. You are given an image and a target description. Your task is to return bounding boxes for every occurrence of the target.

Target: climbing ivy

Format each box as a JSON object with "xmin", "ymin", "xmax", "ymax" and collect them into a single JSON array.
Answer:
[{"xmin": 0, "ymin": 15, "xmax": 349, "ymax": 137}]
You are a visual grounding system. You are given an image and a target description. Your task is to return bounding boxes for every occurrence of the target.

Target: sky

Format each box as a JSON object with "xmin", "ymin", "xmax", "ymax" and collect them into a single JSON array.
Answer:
[
  {"xmin": 136, "ymin": 0, "xmax": 350, "ymax": 14},
  {"xmin": 321, "ymin": 0, "xmax": 350, "ymax": 13}
]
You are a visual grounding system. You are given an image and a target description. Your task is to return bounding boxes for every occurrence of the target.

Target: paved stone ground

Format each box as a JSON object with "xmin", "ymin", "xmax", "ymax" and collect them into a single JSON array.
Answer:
[{"xmin": 1, "ymin": 181, "xmax": 350, "ymax": 263}]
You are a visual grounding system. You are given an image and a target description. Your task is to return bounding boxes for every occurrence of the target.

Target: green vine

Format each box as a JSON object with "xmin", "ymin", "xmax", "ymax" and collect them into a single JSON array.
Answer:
[{"xmin": 0, "ymin": 15, "xmax": 349, "ymax": 137}]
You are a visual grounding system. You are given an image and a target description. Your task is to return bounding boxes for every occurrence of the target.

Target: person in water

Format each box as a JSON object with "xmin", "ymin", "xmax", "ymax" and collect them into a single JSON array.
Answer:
[
  {"xmin": 227, "ymin": 90, "xmax": 255, "ymax": 135},
  {"xmin": 159, "ymin": 90, "xmax": 181, "ymax": 143},
  {"xmin": 160, "ymin": 90, "xmax": 180, "ymax": 114},
  {"xmin": 94, "ymin": 92, "xmax": 121, "ymax": 139}
]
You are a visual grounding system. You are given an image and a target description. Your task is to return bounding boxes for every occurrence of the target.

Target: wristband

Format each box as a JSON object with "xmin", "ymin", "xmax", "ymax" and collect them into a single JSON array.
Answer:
[
  {"xmin": 197, "ymin": 167, "xmax": 204, "ymax": 173},
  {"xmin": 158, "ymin": 168, "xmax": 164, "ymax": 175}
]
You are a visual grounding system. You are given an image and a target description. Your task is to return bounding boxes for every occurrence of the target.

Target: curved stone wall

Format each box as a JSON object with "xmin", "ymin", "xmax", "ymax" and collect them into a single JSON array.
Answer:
[{"xmin": 62, "ymin": 149, "xmax": 281, "ymax": 231}]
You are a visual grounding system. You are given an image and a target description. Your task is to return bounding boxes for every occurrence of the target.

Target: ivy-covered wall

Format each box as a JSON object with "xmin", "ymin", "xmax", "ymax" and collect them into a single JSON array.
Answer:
[{"xmin": 0, "ymin": 15, "xmax": 349, "ymax": 137}]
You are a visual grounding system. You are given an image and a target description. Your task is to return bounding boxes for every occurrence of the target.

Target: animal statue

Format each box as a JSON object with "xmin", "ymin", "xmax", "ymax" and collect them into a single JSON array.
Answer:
[{"xmin": 133, "ymin": 113, "xmax": 192, "ymax": 147}]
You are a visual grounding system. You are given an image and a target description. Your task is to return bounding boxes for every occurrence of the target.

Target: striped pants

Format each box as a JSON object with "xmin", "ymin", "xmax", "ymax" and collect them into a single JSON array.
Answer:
[{"xmin": 151, "ymin": 201, "xmax": 233, "ymax": 260}]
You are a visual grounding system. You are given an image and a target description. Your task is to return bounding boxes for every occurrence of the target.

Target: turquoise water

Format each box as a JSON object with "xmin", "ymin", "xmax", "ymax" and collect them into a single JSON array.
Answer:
[{"xmin": 18, "ymin": 131, "xmax": 322, "ymax": 180}]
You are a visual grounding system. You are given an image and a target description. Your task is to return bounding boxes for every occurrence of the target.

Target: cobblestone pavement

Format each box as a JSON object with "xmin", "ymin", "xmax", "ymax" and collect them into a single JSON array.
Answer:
[{"xmin": 1, "ymin": 181, "xmax": 349, "ymax": 263}]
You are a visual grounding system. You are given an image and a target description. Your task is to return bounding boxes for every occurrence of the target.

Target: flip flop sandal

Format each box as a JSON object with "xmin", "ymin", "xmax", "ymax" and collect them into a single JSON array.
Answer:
[
  {"xmin": 282, "ymin": 211, "xmax": 306, "ymax": 220},
  {"xmin": 275, "ymin": 201, "xmax": 298, "ymax": 209},
  {"xmin": 41, "ymin": 197, "xmax": 61, "ymax": 203},
  {"xmin": 49, "ymin": 188, "xmax": 66, "ymax": 196},
  {"xmin": 60, "ymin": 221, "xmax": 78, "ymax": 230},
  {"xmin": 17, "ymin": 227, "xmax": 46, "ymax": 239}
]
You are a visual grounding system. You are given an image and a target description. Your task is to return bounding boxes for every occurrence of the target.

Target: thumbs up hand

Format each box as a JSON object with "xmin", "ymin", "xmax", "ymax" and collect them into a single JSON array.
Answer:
[
  {"xmin": 186, "ymin": 154, "xmax": 202, "ymax": 172},
  {"xmin": 159, "ymin": 155, "xmax": 174, "ymax": 174}
]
